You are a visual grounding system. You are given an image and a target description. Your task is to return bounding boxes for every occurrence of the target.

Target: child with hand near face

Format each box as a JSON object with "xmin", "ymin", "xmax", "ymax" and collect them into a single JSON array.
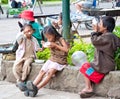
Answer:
[
  {"xmin": 13, "ymin": 24, "xmax": 40, "ymax": 90},
  {"xmin": 23, "ymin": 25, "xmax": 69, "ymax": 97},
  {"xmin": 79, "ymin": 16, "xmax": 120, "ymax": 98}
]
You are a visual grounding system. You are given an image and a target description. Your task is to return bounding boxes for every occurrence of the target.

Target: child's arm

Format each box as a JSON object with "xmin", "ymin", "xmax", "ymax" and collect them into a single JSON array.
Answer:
[
  {"xmin": 52, "ymin": 21, "xmax": 60, "ymax": 29},
  {"xmin": 91, "ymin": 32, "xmax": 112, "ymax": 50},
  {"xmin": 38, "ymin": 41, "xmax": 45, "ymax": 51},
  {"xmin": 32, "ymin": 36, "xmax": 42, "ymax": 52},
  {"xmin": 49, "ymin": 38, "xmax": 69, "ymax": 53},
  {"xmin": 16, "ymin": 32, "xmax": 25, "ymax": 44},
  {"xmin": 36, "ymin": 40, "xmax": 45, "ymax": 52}
]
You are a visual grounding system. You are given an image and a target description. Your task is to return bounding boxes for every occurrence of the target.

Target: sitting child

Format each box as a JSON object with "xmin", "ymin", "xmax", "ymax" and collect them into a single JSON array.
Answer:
[
  {"xmin": 13, "ymin": 24, "xmax": 40, "ymax": 90},
  {"xmin": 21, "ymin": 25, "xmax": 69, "ymax": 97},
  {"xmin": 79, "ymin": 16, "xmax": 120, "ymax": 98}
]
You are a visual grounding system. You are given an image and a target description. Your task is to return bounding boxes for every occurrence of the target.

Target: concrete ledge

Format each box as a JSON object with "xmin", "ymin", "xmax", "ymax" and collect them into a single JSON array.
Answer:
[{"xmin": 0, "ymin": 60, "xmax": 120, "ymax": 98}]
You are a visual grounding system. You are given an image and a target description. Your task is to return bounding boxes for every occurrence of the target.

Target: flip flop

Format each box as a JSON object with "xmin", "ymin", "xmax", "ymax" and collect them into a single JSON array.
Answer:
[{"xmin": 80, "ymin": 91, "xmax": 95, "ymax": 98}]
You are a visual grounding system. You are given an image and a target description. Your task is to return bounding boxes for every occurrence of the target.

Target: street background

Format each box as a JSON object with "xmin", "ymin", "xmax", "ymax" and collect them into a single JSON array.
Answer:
[
  {"xmin": 0, "ymin": 1, "xmax": 119, "ymax": 99},
  {"xmin": 0, "ymin": 1, "xmax": 119, "ymax": 44}
]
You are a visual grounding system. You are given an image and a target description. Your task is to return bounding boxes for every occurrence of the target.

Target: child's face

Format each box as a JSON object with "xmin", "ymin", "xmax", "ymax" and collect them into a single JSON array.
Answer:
[
  {"xmin": 45, "ymin": 33, "xmax": 55, "ymax": 42},
  {"xmin": 98, "ymin": 19, "xmax": 107, "ymax": 33},
  {"xmin": 23, "ymin": 26, "xmax": 34, "ymax": 38}
]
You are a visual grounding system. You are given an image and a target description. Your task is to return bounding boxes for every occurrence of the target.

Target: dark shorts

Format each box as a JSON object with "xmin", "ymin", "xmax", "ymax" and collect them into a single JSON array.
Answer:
[{"xmin": 80, "ymin": 62, "xmax": 105, "ymax": 84}]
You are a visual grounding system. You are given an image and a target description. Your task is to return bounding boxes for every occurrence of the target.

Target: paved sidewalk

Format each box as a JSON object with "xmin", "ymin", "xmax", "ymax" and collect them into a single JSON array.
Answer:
[
  {"xmin": 0, "ymin": 81, "xmax": 79, "ymax": 99},
  {"xmin": 0, "ymin": 81, "xmax": 108, "ymax": 99}
]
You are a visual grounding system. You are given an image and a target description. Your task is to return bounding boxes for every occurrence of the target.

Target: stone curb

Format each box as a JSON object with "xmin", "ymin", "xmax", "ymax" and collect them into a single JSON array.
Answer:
[{"xmin": 0, "ymin": 60, "xmax": 120, "ymax": 98}]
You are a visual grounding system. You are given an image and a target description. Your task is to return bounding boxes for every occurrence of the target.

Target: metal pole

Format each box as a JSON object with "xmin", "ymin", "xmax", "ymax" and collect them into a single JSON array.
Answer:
[{"xmin": 62, "ymin": 0, "xmax": 70, "ymax": 41}]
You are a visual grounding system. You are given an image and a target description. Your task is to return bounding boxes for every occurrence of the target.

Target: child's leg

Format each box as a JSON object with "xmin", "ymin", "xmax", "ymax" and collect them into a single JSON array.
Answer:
[
  {"xmin": 13, "ymin": 60, "xmax": 24, "ymax": 82},
  {"xmin": 22, "ymin": 58, "xmax": 33, "ymax": 81},
  {"xmin": 24, "ymin": 69, "xmax": 56, "ymax": 97},
  {"xmin": 79, "ymin": 74, "xmax": 95, "ymax": 98},
  {"xmin": 81, "ymin": 74, "xmax": 93, "ymax": 93},
  {"xmin": 24, "ymin": 70, "xmax": 46, "ymax": 97},
  {"xmin": 37, "ymin": 68, "xmax": 57, "ymax": 89},
  {"xmin": 33, "ymin": 70, "xmax": 46, "ymax": 85}
]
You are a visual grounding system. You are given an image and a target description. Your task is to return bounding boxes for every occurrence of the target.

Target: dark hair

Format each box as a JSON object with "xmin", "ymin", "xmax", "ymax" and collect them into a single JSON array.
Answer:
[
  {"xmin": 59, "ymin": 12, "xmax": 62, "ymax": 20},
  {"xmin": 101, "ymin": 16, "xmax": 115, "ymax": 32},
  {"xmin": 22, "ymin": 23, "xmax": 34, "ymax": 31},
  {"xmin": 43, "ymin": 25, "xmax": 62, "ymax": 40}
]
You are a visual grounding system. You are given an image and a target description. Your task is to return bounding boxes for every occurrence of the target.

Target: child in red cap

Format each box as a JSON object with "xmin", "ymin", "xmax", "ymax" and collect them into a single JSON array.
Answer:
[{"xmin": 19, "ymin": 10, "xmax": 44, "ymax": 47}]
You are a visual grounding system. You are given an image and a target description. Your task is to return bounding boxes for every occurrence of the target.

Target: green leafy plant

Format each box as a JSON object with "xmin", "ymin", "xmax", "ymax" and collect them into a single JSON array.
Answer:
[
  {"xmin": 36, "ymin": 29, "xmax": 120, "ymax": 70},
  {"xmin": 36, "ymin": 48, "xmax": 50, "ymax": 61},
  {"xmin": 67, "ymin": 34, "xmax": 94, "ymax": 65},
  {"xmin": 36, "ymin": 34, "xmax": 94, "ymax": 66},
  {"xmin": 113, "ymin": 26, "xmax": 120, "ymax": 70},
  {"xmin": 113, "ymin": 26, "xmax": 120, "ymax": 38},
  {"xmin": 1, "ymin": 0, "xmax": 8, "ymax": 4},
  {"xmin": 114, "ymin": 48, "xmax": 120, "ymax": 70}
]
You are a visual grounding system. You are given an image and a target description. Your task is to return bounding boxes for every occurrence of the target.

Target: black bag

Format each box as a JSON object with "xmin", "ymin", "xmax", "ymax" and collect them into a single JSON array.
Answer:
[
  {"xmin": 0, "ymin": 41, "xmax": 18, "ymax": 54},
  {"xmin": 12, "ymin": 41, "xmax": 18, "ymax": 52},
  {"xmin": 0, "ymin": 5, "xmax": 4, "ymax": 14}
]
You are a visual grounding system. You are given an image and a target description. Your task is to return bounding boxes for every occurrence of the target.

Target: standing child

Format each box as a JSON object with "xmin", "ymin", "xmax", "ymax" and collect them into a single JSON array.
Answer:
[
  {"xmin": 20, "ymin": 10, "xmax": 44, "ymax": 47},
  {"xmin": 23, "ymin": 25, "xmax": 69, "ymax": 97},
  {"xmin": 79, "ymin": 16, "xmax": 120, "ymax": 98},
  {"xmin": 13, "ymin": 24, "xmax": 40, "ymax": 89}
]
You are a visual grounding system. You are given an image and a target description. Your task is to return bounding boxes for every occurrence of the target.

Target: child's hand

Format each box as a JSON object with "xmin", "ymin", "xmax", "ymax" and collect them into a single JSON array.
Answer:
[
  {"xmin": 49, "ymin": 42, "xmax": 57, "ymax": 48},
  {"xmin": 38, "ymin": 48, "xmax": 44, "ymax": 52},
  {"xmin": 52, "ymin": 21, "xmax": 60, "ymax": 29},
  {"xmin": 92, "ymin": 24, "xmax": 99, "ymax": 32},
  {"xmin": 41, "ymin": 41, "xmax": 45, "ymax": 45},
  {"xmin": 24, "ymin": 32, "xmax": 33, "ymax": 39},
  {"xmin": 92, "ymin": 18, "xmax": 99, "ymax": 32}
]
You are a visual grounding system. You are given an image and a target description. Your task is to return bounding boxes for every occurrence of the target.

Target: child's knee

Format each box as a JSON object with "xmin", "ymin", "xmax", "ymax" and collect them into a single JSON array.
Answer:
[
  {"xmin": 47, "ymin": 69, "xmax": 56, "ymax": 77},
  {"xmin": 13, "ymin": 65, "xmax": 19, "ymax": 72},
  {"xmin": 39, "ymin": 70, "xmax": 45, "ymax": 76}
]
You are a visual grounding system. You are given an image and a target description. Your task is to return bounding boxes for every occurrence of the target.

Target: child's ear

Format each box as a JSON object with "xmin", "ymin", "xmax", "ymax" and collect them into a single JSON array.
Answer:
[{"xmin": 18, "ymin": 21, "xmax": 23, "ymax": 32}]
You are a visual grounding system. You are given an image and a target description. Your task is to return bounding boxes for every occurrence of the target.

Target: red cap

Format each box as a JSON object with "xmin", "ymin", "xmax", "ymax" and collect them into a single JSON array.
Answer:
[{"xmin": 20, "ymin": 10, "xmax": 35, "ymax": 21}]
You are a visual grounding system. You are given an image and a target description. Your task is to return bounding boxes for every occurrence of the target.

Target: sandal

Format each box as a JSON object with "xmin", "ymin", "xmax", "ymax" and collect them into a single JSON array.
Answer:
[
  {"xmin": 26, "ymin": 81, "xmax": 38, "ymax": 97},
  {"xmin": 80, "ymin": 91, "xmax": 95, "ymax": 98}
]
